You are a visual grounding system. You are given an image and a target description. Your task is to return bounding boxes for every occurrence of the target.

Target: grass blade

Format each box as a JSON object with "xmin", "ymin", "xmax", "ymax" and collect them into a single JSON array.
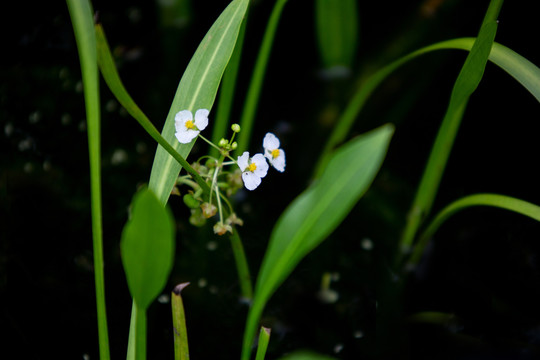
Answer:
[
  {"xmin": 315, "ymin": 0, "xmax": 358, "ymax": 69},
  {"xmin": 241, "ymin": 124, "xmax": 394, "ymax": 360},
  {"xmin": 254, "ymin": 327, "xmax": 271, "ymax": 360},
  {"xmin": 148, "ymin": 0, "xmax": 249, "ymax": 206},
  {"xmin": 409, "ymin": 193, "xmax": 540, "ymax": 266},
  {"xmin": 400, "ymin": 0, "xmax": 503, "ymax": 253},
  {"xmin": 172, "ymin": 283, "xmax": 190, "ymax": 360},
  {"xmin": 235, "ymin": 0, "xmax": 289, "ymax": 155},
  {"xmin": 65, "ymin": 1, "xmax": 110, "ymax": 358}
]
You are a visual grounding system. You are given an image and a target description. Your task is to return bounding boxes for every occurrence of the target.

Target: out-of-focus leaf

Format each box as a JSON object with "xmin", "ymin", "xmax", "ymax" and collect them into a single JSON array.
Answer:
[
  {"xmin": 315, "ymin": 0, "xmax": 358, "ymax": 70},
  {"xmin": 121, "ymin": 187, "xmax": 175, "ymax": 310}
]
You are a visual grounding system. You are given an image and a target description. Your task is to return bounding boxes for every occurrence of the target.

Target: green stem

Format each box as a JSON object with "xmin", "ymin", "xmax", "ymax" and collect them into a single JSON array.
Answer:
[
  {"xmin": 127, "ymin": 301, "xmax": 147, "ymax": 360},
  {"xmin": 229, "ymin": 230, "xmax": 253, "ymax": 300},
  {"xmin": 66, "ymin": 1, "xmax": 110, "ymax": 359},
  {"xmin": 236, "ymin": 0, "xmax": 289, "ymax": 155}
]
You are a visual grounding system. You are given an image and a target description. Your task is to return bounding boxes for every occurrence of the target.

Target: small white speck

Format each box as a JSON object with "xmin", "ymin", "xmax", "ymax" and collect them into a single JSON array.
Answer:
[
  {"xmin": 157, "ymin": 294, "xmax": 170, "ymax": 304},
  {"xmin": 111, "ymin": 148, "xmax": 128, "ymax": 165},
  {"xmin": 82, "ymin": 353, "xmax": 90, "ymax": 360},
  {"xmin": 23, "ymin": 162, "xmax": 34, "ymax": 173},
  {"xmin": 4, "ymin": 123, "xmax": 14, "ymax": 137},
  {"xmin": 198, "ymin": 278, "xmax": 207, "ymax": 288},
  {"xmin": 29, "ymin": 111, "xmax": 41, "ymax": 124},
  {"xmin": 333, "ymin": 343, "xmax": 344, "ymax": 353},
  {"xmin": 206, "ymin": 241, "xmax": 218, "ymax": 251},
  {"xmin": 353, "ymin": 330, "xmax": 364, "ymax": 339},
  {"xmin": 361, "ymin": 237, "xmax": 373, "ymax": 251},
  {"xmin": 18, "ymin": 138, "xmax": 33, "ymax": 151}
]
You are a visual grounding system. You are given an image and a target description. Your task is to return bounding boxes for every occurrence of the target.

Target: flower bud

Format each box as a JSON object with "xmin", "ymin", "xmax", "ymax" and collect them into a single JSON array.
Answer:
[
  {"xmin": 231, "ymin": 142, "xmax": 238, "ymax": 150},
  {"xmin": 201, "ymin": 202, "xmax": 217, "ymax": 218},
  {"xmin": 218, "ymin": 138, "xmax": 228, "ymax": 148},
  {"xmin": 231, "ymin": 124, "xmax": 241, "ymax": 133},
  {"xmin": 213, "ymin": 222, "xmax": 233, "ymax": 236},
  {"xmin": 183, "ymin": 194, "xmax": 200, "ymax": 209}
]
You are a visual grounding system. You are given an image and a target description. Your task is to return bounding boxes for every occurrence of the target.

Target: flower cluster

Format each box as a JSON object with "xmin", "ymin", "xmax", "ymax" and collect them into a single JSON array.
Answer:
[{"xmin": 173, "ymin": 109, "xmax": 286, "ymax": 235}]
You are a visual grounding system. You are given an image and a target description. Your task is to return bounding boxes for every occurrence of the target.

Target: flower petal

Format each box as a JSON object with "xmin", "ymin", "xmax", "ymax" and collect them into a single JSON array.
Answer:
[
  {"xmin": 242, "ymin": 171, "xmax": 261, "ymax": 191},
  {"xmin": 175, "ymin": 110, "xmax": 193, "ymax": 125},
  {"xmin": 175, "ymin": 129, "xmax": 199, "ymax": 144},
  {"xmin": 270, "ymin": 149, "xmax": 286, "ymax": 172},
  {"xmin": 252, "ymin": 153, "xmax": 269, "ymax": 178},
  {"xmin": 263, "ymin": 132, "xmax": 280, "ymax": 151},
  {"xmin": 194, "ymin": 109, "xmax": 209, "ymax": 131},
  {"xmin": 237, "ymin": 152, "xmax": 250, "ymax": 171}
]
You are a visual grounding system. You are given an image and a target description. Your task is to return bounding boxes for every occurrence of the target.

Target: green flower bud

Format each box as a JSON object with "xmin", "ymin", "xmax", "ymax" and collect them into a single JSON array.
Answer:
[
  {"xmin": 183, "ymin": 194, "xmax": 200, "ymax": 209},
  {"xmin": 231, "ymin": 124, "xmax": 241, "ymax": 133}
]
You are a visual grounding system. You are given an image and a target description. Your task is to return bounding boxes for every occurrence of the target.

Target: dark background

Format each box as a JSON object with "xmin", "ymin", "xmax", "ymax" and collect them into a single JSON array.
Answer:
[{"xmin": 2, "ymin": 0, "xmax": 540, "ymax": 359}]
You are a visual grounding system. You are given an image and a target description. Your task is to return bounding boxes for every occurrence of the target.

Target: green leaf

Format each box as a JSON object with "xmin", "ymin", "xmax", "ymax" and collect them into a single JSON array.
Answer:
[
  {"xmin": 241, "ymin": 124, "xmax": 394, "ymax": 360},
  {"xmin": 121, "ymin": 187, "xmax": 176, "ymax": 310},
  {"xmin": 65, "ymin": 0, "xmax": 110, "ymax": 358},
  {"xmin": 400, "ymin": 0, "xmax": 503, "ymax": 252},
  {"xmin": 315, "ymin": 0, "xmax": 358, "ymax": 69},
  {"xmin": 409, "ymin": 193, "xmax": 540, "ymax": 266},
  {"xmin": 148, "ymin": 0, "xmax": 249, "ymax": 206}
]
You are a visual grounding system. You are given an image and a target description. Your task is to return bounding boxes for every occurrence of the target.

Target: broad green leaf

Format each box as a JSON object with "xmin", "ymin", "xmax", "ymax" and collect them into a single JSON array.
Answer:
[
  {"xmin": 277, "ymin": 351, "xmax": 338, "ymax": 360},
  {"xmin": 148, "ymin": 0, "xmax": 249, "ymax": 206},
  {"xmin": 241, "ymin": 124, "xmax": 394, "ymax": 360},
  {"xmin": 65, "ymin": 0, "xmax": 110, "ymax": 358},
  {"xmin": 409, "ymin": 193, "xmax": 540, "ymax": 266},
  {"xmin": 315, "ymin": 0, "xmax": 358, "ymax": 69},
  {"xmin": 400, "ymin": 0, "xmax": 503, "ymax": 251},
  {"xmin": 121, "ymin": 187, "xmax": 176, "ymax": 310}
]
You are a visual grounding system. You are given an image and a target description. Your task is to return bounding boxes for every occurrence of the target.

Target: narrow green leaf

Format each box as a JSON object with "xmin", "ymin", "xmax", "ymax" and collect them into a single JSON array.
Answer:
[
  {"xmin": 315, "ymin": 0, "xmax": 358, "ymax": 69},
  {"xmin": 241, "ymin": 124, "xmax": 394, "ymax": 360},
  {"xmin": 121, "ymin": 187, "xmax": 176, "ymax": 310},
  {"xmin": 400, "ymin": 0, "xmax": 503, "ymax": 252},
  {"xmin": 254, "ymin": 327, "xmax": 271, "ymax": 360},
  {"xmin": 148, "ymin": 0, "xmax": 249, "ymax": 206},
  {"xmin": 314, "ymin": 37, "xmax": 540, "ymax": 179},
  {"xmin": 65, "ymin": 1, "xmax": 110, "ymax": 358},
  {"xmin": 235, "ymin": 0, "xmax": 288, "ymax": 156},
  {"xmin": 172, "ymin": 283, "xmax": 190, "ymax": 360},
  {"xmin": 409, "ymin": 193, "xmax": 540, "ymax": 266}
]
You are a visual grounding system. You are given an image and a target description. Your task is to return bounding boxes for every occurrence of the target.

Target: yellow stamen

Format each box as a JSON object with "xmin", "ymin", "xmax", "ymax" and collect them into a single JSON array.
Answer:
[
  {"xmin": 271, "ymin": 149, "xmax": 280, "ymax": 159},
  {"xmin": 248, "ymin": 163, "xmax": 257, "ymax": 172},
  {"xmin": 185, "ymin": 120, "xmax": 195, "ymax": 129}
]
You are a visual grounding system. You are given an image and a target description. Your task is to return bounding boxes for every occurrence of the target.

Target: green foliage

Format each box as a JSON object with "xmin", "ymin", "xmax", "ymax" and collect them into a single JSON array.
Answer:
[
  {"xmin": 315, "ymin": 0, "xmax": 358, "ymax": 69},
  {"xmin": 242, "ymin": 124, "xmax": 394, "ymax": 359},
  {"xmin": 277, "ymin": 350, "xmax": 338, "ymax": 360},
  {"xmin": 148, "ymin": 0, "xmax": 250, "ymax": 206},
  {"xmin": 65, "ymin": 0, "xmax": 110, "ymax": 358},
  {"xmin": 121, "ymin": 187, "xmax": 175, "ymax": 310}
]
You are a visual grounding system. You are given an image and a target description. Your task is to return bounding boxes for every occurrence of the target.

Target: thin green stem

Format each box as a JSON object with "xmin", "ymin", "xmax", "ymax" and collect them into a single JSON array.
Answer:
[
  {"xmin": 172, "ymin": 283, "xmax": 190, "ymax": 360},
  {"xmin": 229, "ymin": 230, "xmax": 253, "ymax": 300},
  {"xmin": 254, "ymin": 327, "xmax": 271, "ymax": 360},
  {"xmin": 66, "ymin": 1, "xmax": 110, "ymax": 359},
  {"xmin": 236, "ymin": 0, "xmax": 289, "ymax": 155}
]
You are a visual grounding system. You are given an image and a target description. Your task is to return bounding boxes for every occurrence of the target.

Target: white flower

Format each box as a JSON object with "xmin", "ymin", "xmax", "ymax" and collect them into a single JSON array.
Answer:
[
  {"xmin": 237, "ymin": 152, "xmax": 269, "ymax": 191},
  {"xmin": 263, "ymin": 132, "xmax": 286, "ymax": 172},
  {"xmin": 174, "ymin": 109, "xmax": 209, "ymax": 144}
]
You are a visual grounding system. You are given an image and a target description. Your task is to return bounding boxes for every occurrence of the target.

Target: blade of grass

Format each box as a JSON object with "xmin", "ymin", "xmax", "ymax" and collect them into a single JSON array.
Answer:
[
  {"xmin": 313, "ymin": 31, "xmax": 540, "ymax": 179},
  {"xmin": 172, "ymin": 283, "xmax": 190, "ymax": 360},
  {"xmin": 254, "ymin": 327, "xmax": 271, "ymax": 360},
  {"xmin": 399, "ymin": 0, "xmax": 503, "ymax": 255},
  {"xmin": 210, "ymin": 16, "xmax": 248, "ymax": 157},
  {"xmin": 235, "ymin": 0, "xmax": 289, "ymax": 155},
  {"xmin": 65, "ymin": 1, "xmax": 110, "ymax": 359},
  {"xmin": 408, "ymin": 193, "xmax": 540, "ymax": 267},
  {"xmin": 148, "ymin": 0, "xmax": 249, "ymax": 206}
]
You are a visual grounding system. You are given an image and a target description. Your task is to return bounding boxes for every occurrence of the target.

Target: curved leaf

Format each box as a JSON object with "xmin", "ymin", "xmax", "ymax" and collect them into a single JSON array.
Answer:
[
  {"xmin": 408, "ymin": 193, "xmax": 540, "ymax": 266},
  {"xmin": 241, "ymin": 124, "xmax": 394, "ymax": 360}
]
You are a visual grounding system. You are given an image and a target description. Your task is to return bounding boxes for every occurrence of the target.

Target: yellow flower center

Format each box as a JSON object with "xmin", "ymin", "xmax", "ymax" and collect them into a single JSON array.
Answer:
[
  {"xmin": 248, "ymin": 163, "xmax": 257, "ymax": 172},
  {"xmin": 185, "ymin": 120, "xmax": 195, "ymax": 129},
  {"xmin": 271, "ymin": 149, "xmax": 280, "ymax": 159}
]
